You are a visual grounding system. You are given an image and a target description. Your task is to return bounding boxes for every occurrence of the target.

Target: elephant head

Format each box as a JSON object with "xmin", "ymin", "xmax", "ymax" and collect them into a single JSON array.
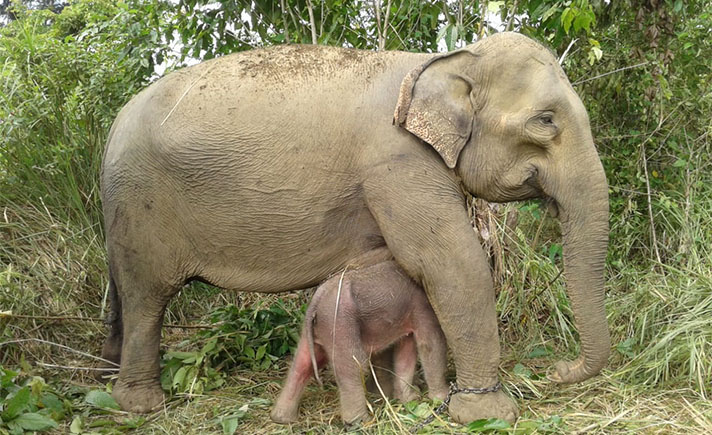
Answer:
[{"xmin": 394, "ymin": 32, "xmax": 610, "ymax": 383}]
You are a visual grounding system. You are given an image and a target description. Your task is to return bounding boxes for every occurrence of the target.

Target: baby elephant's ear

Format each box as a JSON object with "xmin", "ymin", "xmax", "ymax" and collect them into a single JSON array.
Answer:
[{"xmin": 394, "ymin": 50, "xmax": 478, "ymax": 169}]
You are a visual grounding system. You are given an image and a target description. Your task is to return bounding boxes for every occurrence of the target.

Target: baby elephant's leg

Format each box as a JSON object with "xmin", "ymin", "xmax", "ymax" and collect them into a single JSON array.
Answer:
[
  {"xmin": 392, "ymin": 335, "xmax": 419, "ymax": 402},
  {"xmin": 413, "ymin": 305, "xmax": 449, "ymax": 400},
  {"xmin": 329, "ymin": 321, "xmax": 371, "ymax": 424},
  {"xmin": 271, "ymin": 335, "xmax": 327, "ymax": 424}
]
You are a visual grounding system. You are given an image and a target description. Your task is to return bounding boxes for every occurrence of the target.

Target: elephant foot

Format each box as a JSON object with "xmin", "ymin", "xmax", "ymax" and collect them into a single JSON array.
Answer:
[
  {"xmin": 549, "ymin": 357, "xmax": 595, "ymax": 384},
  {"xmin": 270, "ymin": 406, "xmax": 299, "ymax": 424},
  {"xmin": 112, "ymin": 380, "xmax": 164, "ymax": 413},
  {"xmin": 341, "ymin": 406, "xmax": 370, "ymax": 426},
  {"xmin": 428, "ymin": 386, "xmax": 448, "ymax": 402},
  {"xmin": 449, "ymin": 389, "xmax": 518, "ymax": 424},
  {"xmin": 395, "ymin": 387, "xmax": 419, "ymax": 403}
]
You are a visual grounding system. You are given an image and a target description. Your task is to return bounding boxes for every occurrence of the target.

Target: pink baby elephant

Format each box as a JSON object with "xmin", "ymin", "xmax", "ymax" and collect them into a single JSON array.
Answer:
[{"xmin": 271, "ymin": 260, "xmax": 449, "ymax": 424}]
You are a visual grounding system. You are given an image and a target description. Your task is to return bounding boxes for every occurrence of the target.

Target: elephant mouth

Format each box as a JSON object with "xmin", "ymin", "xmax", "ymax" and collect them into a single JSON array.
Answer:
[{"xmin": 519, "ymin": 170, "xmax": 546, "ymax": 200}]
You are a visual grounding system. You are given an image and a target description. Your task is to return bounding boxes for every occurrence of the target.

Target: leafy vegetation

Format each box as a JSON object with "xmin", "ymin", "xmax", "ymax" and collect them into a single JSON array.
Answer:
[
  {"xmin": 1, "ymin": 0, "xmax": 710, "ymax": 433},
  {"xmin": 161, "ymin": 301, "xmax": 303, "ymax": 396}
]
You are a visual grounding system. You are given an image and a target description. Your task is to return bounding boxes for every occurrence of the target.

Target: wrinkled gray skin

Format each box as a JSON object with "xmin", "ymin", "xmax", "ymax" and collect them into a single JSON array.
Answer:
[
  {"xmin": 270, "ymin": 260, "xmax": 449, "ymax": 424},
  {"xmin": 100, "ymin": 32, "xmax": 610, "ymax": 424}
]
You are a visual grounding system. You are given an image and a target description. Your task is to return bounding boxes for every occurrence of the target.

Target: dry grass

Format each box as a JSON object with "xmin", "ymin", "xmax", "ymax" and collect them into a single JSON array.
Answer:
[{"xmin": 26, "ymin": 345, "xmax": 711, "ymax": 434}]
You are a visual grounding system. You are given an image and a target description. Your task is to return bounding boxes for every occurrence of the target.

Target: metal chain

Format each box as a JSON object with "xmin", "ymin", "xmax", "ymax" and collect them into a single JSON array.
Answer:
[{"xmin": 409, "ymin": 381, "xmax": 502, "ymax": 433}]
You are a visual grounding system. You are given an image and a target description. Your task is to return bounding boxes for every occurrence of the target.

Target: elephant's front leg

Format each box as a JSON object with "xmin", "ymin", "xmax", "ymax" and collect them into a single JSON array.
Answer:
[{"xmin": 364, "ymin": 168, "xmax": 518, "ymax": 424}]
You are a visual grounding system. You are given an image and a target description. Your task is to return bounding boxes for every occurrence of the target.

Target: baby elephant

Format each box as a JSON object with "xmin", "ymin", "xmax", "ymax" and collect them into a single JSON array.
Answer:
[{"xmin": 271, "ymin": 260, "xmax": 449, "ymax": 424}]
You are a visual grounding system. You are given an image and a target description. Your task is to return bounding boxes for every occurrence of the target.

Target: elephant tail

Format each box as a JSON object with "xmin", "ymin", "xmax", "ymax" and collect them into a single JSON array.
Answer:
[
  {"xmin": 305, "ymin": 291, "xmax": 323, "ymax": 387},
  {"xmin": 99, "ymin": 268, "xmax": 123, "ymax": 372},
  {"xmin": 105, "ymin": 270, "xmax": 120, "ymax": 325}
]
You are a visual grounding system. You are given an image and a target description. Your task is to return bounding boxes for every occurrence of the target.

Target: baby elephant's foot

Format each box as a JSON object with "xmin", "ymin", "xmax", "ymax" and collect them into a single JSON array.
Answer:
[
  {"xmin": 112, "ymin": 380, "xmax": 164, "ymax": 413},
  {"xmin": 270, "ymin": 406, "xmax": 299, "ymax": 424},
  {"xmin": 395, "ymin": 386, "xmax": 420, "ymax": 403},
  {"xmin": 341, "ymin": 405, "xmax": 370, "ymax": 426},
  {"xmin": 428, "ymin": 386, "xmax": 448, "ymax": 401}
]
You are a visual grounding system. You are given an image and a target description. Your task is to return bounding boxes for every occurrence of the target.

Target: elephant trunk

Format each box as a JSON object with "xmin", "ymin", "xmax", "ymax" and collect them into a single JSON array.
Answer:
[{"xmin": 547, "ymin": 148, "xmax": 611, "ymax": 383}]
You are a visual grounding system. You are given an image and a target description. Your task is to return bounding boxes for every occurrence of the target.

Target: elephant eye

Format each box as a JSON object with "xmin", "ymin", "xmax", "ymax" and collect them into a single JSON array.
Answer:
[
  {"xmin": 539, "ymin": 113, "xmax": 554, "ymax": 125},
  {"xmin": 525, "ymin": 112, "xmax": 559, "ymax": 145}
]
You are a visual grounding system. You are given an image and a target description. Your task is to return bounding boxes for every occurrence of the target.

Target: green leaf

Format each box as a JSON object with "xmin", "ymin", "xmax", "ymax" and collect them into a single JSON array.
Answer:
[
  {"xmin": 526, "ymin": 346, "xmax": 553, "ymax": 358},
  {"xmin": 548, "ymin": 243, "xmax": 562, "ymax": 263},
  {"xmin": 513, "ymin": 363, "xmax": 533, "ymax": 379},
  {"xmin": 0, "ymin": 368, "xmax": 19, "ymax": 388},
  {"xmin": 255, "ymin": 344, "xmax": 266, "ymax": 361},
  {"xmin": 409, "ymin": 401, "xmax": 431, "ymax": 418},
  {"xmin": 467, "ymin": 417, "xmax": 511, "ymax": 431},
  {"xmin": 173, "ymin": 366, "xmax": 188, "ymax": 388},
  {"xmin": 616, "ymin": 338, "xmax": 635, "ymax": 358},
  {"xmin": 588, "ymin": 45, "xmax": 603, "ymax": 65},
  {"xmin": 573, "ymin": 12, "xmax": 592, "ymax": 34},
  {"xmin": 540, "ymin": 5, "xmax": 560, "ymax": 22},
  {"xmin": 673, "ymin": 159, "xmax": 687, "ymax": 168},
  {"xmin": 69, "ymin": 416, "xmax": 83, "ymax": 434},
  {"xmin": 488, "ymin": 1, "xmax": 504, "ymax": 13},
  {"xmin": 39, "ymin": 393, "xmax": 64, "ymax": 413},
  {"xmin": 85, "ymin": 390, "xmax": 120, "ymax": 410},
  {"xmin": 14, "ymin": 412, "xmax": 58, "ymax": 431},
  {"xmin": 561, "ymin": 8, "xmax": 574, "ymax": 34},
  {"xmin": 221, "ymin": 409, "xmax": 247, "ymax": 435},
  {"xmin": 674, "ymin": 0, "xmax": 683, "ymax": 13},
  {"xmin": 166, "ymin": 351, "xmax": 196, "ymax": 360},
  {"xmin": 1, "ymin": 387, "xmax": 30, "ymax": 421}
]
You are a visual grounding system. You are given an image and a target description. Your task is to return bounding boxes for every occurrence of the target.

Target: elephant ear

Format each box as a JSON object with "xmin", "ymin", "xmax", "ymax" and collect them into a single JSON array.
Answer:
[{"xmin": 394, "ymin": 50, "xmax": 478, "ymax": 169}]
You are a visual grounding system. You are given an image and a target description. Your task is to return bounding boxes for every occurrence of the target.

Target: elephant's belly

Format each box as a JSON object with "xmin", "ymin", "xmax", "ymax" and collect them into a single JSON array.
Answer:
[{"xmin": 186, "ymin": 204, "xmax": 386, "ymax": 293}]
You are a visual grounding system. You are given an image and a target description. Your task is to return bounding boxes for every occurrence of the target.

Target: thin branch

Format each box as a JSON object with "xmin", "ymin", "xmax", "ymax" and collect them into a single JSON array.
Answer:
[
  {"xmin": 633, "ymin": 101, "xmax": 686, "ymax": 271},
  {"xmin": 441, "ymin": 1, "xmax": 451, "ymax": 25},
  {"xmin": 506, "ymin": 0, "xmax": 519, "ymax": 31},
  {"xmin": 478, "ymin": 0, "xmax": 488, "ymax": 39},
  {"xmin": 641, "ymin": 135, "xmax": 663, "ymax": 266},
  {"xmin": 279, "ymin": 0, "xmax": 291, "ymax": 43},
  {"xmin": 374, "ymin": 0, "xmax": 383, "ymax": 50},
  {"xmin": 306, "ymin": 0, "xmax": 318, "ymax": 44},
  {"xmin": 382, "ymin": 0, "xmax": 392, "ymax": 51},
  {"xmin": 1, "ymin": 338, "xmax": 120, "ymax": 367},
  {"xmin": 320, "ymin": 0, "xmax": 325, "ymax": 37},
  {"xmin": 2, "ymin": 313, "xmax": 103, "ymax": 322},
  {"xmin": 458, "ymin": 0, "xmax": 463, "ymax": 46},
  {"xmin": 0, "ymin": 312, "xmax": 215, "ymax": 329},
  {"xmin": 573, "ymin": 61, "xmax": 649, "ymax": 86},
  {"xmin": 285, "ymin": 1, "xmax": 300, "ymax": 39},
  {"xmin": 163, "ymin": 323, "xmax": 216, "ymax": 330},
  {"xmin": 559, "ymin": 38, "xmax": 577, "ymax": 65},
  {"xmin": 37, "ymin": 362, "xmax": 118, "ymax": 372},
  {"xmin": 388, "ymin": 21, "xmax": 407, "ymax": 48}
]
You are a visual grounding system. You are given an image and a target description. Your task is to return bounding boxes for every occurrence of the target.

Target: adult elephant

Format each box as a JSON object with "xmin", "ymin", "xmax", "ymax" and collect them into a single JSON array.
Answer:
[{"xmin": 100, "ymin": 32, "xmax": 610, "ymax": 423}]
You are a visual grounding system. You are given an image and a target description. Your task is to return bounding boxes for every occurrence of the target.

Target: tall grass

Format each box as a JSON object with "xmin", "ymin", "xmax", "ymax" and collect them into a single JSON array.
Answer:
[{"xmin": 0, "ymin": 2, "xmax": 164, "ymax": 364}]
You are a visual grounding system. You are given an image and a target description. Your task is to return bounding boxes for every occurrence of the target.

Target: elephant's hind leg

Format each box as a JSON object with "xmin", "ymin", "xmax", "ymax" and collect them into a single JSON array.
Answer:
[{"xmin": 110, "ymin": 262, "xmax": 181, "ymax": 413}]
